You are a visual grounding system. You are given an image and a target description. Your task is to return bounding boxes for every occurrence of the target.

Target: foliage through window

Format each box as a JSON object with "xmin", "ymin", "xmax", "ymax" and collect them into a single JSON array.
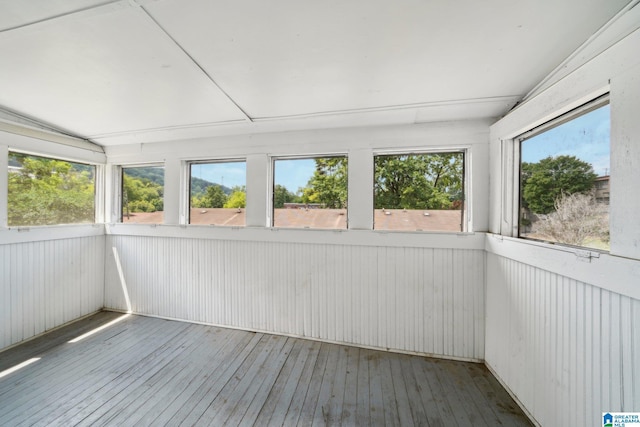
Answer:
[
  {"xmin": 189, "ymin": 161, "xmax": 246, "ymax": 226},
  {"xmin": 519, "ymin": 99, "xmax": 610, "ymax": 251},
  {"xmin": 373, "ymin": 152, "xmax": 464, "ymax": 231},
  {"xmin": 8, "ymin": 152, "xmax": 95, "ymax": 226},
  {"xmin": 121, "ymin": 165, "xmax": 164, "ymax": 224},
  {"xmin": 273, "ymin": 156, "xmax": 347, "ymax": 229}
]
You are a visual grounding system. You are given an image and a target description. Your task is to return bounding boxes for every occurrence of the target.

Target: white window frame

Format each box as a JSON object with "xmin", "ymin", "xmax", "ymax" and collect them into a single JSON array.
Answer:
[
  {"xmin": 185, "ymin": 158, "xmax": 247, "ymax": 226},
  {"xmin": 371, "ymin": 147, "xmax": 469, "ymax": 233},
  {"xmin": 6, "ymin": 149, "xmax": 101, "ymax": 227},
  {"xmin": 270, "ymin": 153, "xmax": 349, "ymax": 229},
  {"xmin": 115, "ymin": 162, "xmax": 165, "ymax": 224},
  {"xmin": 513, "ymin": 94, "xmax": 610, "ymax": 249}
]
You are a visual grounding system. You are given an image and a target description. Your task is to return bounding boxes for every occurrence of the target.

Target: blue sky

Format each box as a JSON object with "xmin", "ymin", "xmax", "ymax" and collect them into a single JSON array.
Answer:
[
  {"xmin": 191, "ymin": 161, "xmax": 247, "ymax": 189},
  {"xmin": 274, "ymin": 158, "xmax": 316, "ymax": 193},
  {"xmin": 521, "ymin": 104, "xmax": 610, "ymax": 176},
  {"xmin": 190, "ymin": 158, "xmax": 316, "ymax": 192}
]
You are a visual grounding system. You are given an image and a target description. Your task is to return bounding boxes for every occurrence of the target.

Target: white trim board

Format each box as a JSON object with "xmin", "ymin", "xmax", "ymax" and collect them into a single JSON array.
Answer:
[
  {"xmin": 485, "ymin": 233, "xmax": 640, "ymax": 301},
  {"xmin": 105, "ymin": 223, "xmax": 485, "ymax": 250}
]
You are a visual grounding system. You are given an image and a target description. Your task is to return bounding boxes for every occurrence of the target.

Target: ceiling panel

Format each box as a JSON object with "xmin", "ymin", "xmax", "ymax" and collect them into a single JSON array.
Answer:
[
  {"xmin": 0, "ymin": 0, "xmax": 632, "ymax": 145},
  {"xmin": 144, "ymin": 0, "xmax": 628, "ymax": 118},
  {"xmin": 0, "ymin": 3, "xmax": 247, "ymax": 138}
]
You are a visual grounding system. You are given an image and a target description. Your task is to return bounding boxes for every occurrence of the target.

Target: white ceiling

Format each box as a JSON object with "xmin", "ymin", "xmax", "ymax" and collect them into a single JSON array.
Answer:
[{"xmin": 0, "ymin": 0, "xmax": 631, "ymax": 146}]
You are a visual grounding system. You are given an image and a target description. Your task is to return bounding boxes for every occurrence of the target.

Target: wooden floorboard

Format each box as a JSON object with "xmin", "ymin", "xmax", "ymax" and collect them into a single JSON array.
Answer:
[
  {"xmin": 89, "ymin": 325, "xmax": 217, "ymax": 426},
  {"xmin": 253, "ymin": 338, "xmax": 304, "ymax": 426},
  {"xmin": 312, "ymin": 343, "xmax": 340, "ymax": 426},
  {"xmin": 410, "ymin": 356, "xmax": 447, "ymax": 427},
  {"xmin": 0, "ymin": 311, "xmax": 123, "ymax": 372},
  {"xmin": 171, "ymin": 332, "xmax": 263, "ymax": 426},
  {"xmin": 128, "ymin": 328, "xmax": 241, "ymax": 425},
  {"xmin": 31, "ymin": 317, "xmax": 192, "ymax": 426},
  {"xmin": 389, "ymin": 356, "xmax": 415, "ymax": 426},
  {"xmin": 378, "ymin": 355, "xmax": 401, "ymax": 427},
  {"xmin": 0, "ymin": 312, "xmax": 534, "ymax": 426},
  {"xmin": 297, "ymin": 340, "xmax": 329, "ymax": 425},
  {"xmin": 148, "ymin": 329, "xmax": 250, "ymax": 426},
  {"xmin": 0, "ymin": 315, "xmax": 180, "ymax": 426},
  {"xmin": 366, "ymin": 350, "xmax": 386, "ymax": 426},
  {"xmin": 281, "ymin": 340, "xmax": 322, "ymax": 426}
]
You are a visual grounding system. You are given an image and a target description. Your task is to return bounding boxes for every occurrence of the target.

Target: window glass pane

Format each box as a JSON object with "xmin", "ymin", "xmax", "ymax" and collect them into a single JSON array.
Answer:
[
  {"xmin": 519, "ymin": 102, "xmax": 610, "ymax": 251},
  {"xmin": 121, "ymin": 166, "xmax": 164, "ymax": 224},
  {"xmin": 373, "ymin": 152, "xmax": 464, "ymax": 231},
  {"xmin": 189, "ymin": 161, "xmax": 246, "ymax": 226},
  {"xmin": 273, "ymin": 157, "xmax": 347, "ymax": 229},
  {"xmin": 8, "ymin": 152, "xmax": 95, "ymax": 226}
]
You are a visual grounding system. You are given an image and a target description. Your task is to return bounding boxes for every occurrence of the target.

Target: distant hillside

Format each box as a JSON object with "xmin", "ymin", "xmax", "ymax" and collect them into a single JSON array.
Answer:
[
  {"xmin": 10, "ymin": 156, "xmax": 230, "ymax": 196},
  {"xmin": 123, "ymin": 166, "xmax": 165, "ymax": 186},
  {"xmin": 191, "ymin": 176, "xmax": 232, "ymax": 195},
  {"xmin": 123, "ymin": 166, "xmax": 230, "ymax": 195}
]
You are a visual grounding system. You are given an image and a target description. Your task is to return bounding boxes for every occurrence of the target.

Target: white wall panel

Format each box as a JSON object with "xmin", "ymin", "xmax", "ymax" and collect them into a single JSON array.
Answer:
[
  {"xmin": 105, "ymin": 234, "xmax": 485, "ymax": 360},
  {"xmin": 485, "ymin": 251, "xmax": 640, "ymax": 427},
  {"xmin": 487, "ymin": 15, "xmax": 640, "ymax": 425},
  {"xmin": 0, "ymin": 235, "xmax": 105, "ymax": 351}
]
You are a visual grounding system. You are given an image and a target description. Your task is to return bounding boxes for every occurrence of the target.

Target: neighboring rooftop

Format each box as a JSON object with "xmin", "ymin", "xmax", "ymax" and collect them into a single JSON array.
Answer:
[{"xmin": 124, "ymin": 208, "xmax": 463, "ymax": 231}]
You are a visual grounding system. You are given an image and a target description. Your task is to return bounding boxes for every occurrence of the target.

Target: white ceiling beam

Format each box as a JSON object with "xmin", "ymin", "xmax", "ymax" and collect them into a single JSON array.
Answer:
[
  {"xmin": 0, "ymin": 106, "xmax": 104, "ymax": 153},
  {"xmin": 135, "ymin": 3, "xmax": 254, "ymax": 123}
]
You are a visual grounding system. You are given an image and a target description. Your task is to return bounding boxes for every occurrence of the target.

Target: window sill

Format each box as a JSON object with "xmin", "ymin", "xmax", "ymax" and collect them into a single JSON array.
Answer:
[
  {"xmin": 485, "ymin": 233, "xmax": 640, "ymax": 300},
  {"xmin": 0, "ymin": 223, "xmax": 104, "ymax": 244},
  {"xmin": 106, "ymin": 223, "xmax": 484, "ymax": 250}
]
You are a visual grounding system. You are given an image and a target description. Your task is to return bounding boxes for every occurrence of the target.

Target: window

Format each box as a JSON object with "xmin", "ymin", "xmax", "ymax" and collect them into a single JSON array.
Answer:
[
  {"xmin": 273, "ymin": 156, "xmax": 347, "ymax": 229},
  {"xmin": 373, "ymin": 152, "xmax": 465, "ymax": 232},
  {"xmin": 8, "ymin": 151, "xmax": 95, "ymax": 226},
  {"xmin": 519, "ymin": 97, "xmax": 610, "ymax": 251},
  {"xmin": 121, "ymin": 165, "xmax": 164, "ymax": 224},
  {"xmin": 188, "ymin": 160, "xmax": 246, "ymax": 226}
]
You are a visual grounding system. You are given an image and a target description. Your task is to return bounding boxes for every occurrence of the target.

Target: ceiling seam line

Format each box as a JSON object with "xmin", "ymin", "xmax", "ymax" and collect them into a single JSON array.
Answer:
[
  {"xmin": 0, "ymin": 0, "xmax": 123, "ymax": 34},
  {"xmin": 248, "ymin": 96, "xmax": 522, "ymax": 121},
  {"xmin": 138, "ymin": 5, "xmax": 254, "ymax": 123}
]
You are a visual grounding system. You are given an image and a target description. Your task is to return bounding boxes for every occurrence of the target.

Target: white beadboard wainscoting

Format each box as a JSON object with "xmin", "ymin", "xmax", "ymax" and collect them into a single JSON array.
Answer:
[
  {"xmin": 0, "ymin": 229, "xmax": 105, "ymax": 351},
  {"xmin": 485, "ymin": 237, "xmax": 640, "ymax": 427},
  {"xmin": 104, "ymin": 226, "xmax": 486, "ymax": 361}
]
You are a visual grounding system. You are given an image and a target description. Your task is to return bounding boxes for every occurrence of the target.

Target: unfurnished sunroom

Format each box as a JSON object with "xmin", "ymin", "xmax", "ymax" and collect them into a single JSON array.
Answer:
[{"xmin": 1, "ymin": 1, "xmax": 639, "ymax": 426}]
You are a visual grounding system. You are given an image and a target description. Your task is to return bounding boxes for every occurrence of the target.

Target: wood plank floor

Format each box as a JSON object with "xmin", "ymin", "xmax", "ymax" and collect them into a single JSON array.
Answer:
[{"xmin": 0, "ymin": 311, "xmax": 533, "ymax": 426}]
